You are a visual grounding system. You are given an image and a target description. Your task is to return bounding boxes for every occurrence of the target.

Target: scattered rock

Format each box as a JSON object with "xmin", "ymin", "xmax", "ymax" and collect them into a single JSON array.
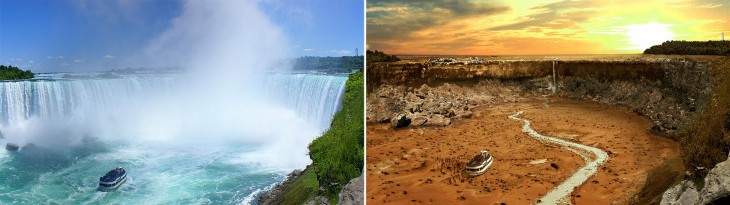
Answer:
[
  {"xmin": 390, "ymin": 113, "xmax": 411, "ymax": 128},
  {"xmin": 423, "ymin": 114, "xmax": 451, "ymax": 127}
]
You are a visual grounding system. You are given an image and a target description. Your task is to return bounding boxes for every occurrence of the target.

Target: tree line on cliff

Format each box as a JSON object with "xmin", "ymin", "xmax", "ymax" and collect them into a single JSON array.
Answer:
[
  {"xmin": 366, "ymin": 50, "xmax": 400, "ymax": 63},
  {"xmin": 644, "ymin": 40, "xmax": 730, "ymax": 56},
  {"xmin": 0, "ymin": 65, "xmax": 35, "ymax": 80}
]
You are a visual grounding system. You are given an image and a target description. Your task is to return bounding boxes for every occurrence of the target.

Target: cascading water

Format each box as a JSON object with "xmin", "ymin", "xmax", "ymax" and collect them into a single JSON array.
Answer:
[{"xmin": 0, "ymin": 72, "xmax": 347, "ymax": 204}]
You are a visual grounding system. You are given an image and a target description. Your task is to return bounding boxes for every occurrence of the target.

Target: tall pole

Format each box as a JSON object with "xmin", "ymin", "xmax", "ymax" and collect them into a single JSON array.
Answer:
[{"xmin": 552, "ymin": 59, "xmax": 557, "ymax": 94}]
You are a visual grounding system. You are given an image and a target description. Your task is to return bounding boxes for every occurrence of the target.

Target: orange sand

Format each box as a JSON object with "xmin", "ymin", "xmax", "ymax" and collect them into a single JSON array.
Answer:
[{"xmin": 366, "ymin": 99, "xmax": 679, "ymax": 204}]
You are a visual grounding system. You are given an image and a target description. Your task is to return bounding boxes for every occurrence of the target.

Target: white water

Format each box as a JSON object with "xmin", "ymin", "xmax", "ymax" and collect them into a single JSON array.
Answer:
[
  {"xmin": 509, "ymin": 111, "xmax": 609, "ymax": 205},
  {"xmin": 0, "ymin": 73, "xmax": 347, "ymax": 204}
]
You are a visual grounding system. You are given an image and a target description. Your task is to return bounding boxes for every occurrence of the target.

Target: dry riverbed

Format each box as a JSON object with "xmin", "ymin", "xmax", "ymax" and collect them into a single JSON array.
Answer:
[{"xmin": 366, "ymin": 99, "xmax": 679, "ymax": 204}]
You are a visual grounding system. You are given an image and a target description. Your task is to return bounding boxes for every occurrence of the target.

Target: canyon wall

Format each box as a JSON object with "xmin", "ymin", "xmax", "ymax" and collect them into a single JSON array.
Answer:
[{"xmin": 367, "ymin": 58, "xmax": 713, "ymax": 137}]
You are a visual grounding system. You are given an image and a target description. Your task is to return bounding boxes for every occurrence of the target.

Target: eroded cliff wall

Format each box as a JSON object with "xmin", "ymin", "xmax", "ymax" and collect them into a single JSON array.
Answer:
[{"xmin": 367, "ymin": 58, "xmax": 713, "ymax": 137}]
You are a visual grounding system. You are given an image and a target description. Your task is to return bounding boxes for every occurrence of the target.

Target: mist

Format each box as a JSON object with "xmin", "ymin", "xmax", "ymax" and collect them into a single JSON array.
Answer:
[{"xmin": 1, "ymin": 0, "xmax": 326, "ymax": 170}]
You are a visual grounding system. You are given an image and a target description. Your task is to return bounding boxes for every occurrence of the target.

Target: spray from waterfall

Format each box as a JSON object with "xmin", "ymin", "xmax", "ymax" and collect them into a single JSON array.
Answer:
[{"xmin": 0, "ymin": 0, "xmax": 335, "ymax": 170}]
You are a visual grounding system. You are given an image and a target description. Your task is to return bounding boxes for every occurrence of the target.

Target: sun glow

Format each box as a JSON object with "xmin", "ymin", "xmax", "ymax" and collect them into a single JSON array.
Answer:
[{"xmin": 623, "ymin": 23, "xmax": 674, "ymax": 50}]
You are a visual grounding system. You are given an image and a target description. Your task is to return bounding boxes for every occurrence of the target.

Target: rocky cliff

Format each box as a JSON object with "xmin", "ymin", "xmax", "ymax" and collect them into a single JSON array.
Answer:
[{"xmin": 367, "ymin": 57, "xmax": 714, "ymax": 137}]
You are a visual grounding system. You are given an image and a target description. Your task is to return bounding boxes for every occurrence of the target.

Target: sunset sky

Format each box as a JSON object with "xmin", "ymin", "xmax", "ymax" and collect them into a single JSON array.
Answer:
[{"xmin": 367, "ymin": 0, "xmax": 730, "ymax": 55}]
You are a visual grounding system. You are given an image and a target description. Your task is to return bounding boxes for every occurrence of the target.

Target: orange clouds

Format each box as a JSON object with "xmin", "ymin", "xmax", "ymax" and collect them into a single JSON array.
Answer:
[{"xmin": 367, "ymin": 0, "xmax": 730, "ymax": 55}]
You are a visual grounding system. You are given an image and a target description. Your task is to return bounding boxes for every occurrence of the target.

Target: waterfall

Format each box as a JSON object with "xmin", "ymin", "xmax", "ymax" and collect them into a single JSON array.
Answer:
[{"xmin": 0, "ymin": 73, "xmax": 347, "ymax": 140}]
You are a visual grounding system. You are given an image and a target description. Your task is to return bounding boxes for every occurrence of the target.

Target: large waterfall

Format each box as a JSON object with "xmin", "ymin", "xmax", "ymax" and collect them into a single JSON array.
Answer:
[
  {"xmin": 0, "ymin": 73, "xmax": 345, "ymax": 132},
  {"xmin": 0, "ymin": 72, "xmax": 347, "ymax": 204}
]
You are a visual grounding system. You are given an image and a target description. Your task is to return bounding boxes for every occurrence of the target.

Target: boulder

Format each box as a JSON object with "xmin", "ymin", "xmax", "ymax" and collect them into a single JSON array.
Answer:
[
  {"xmin": 410, "ymin": 114, "xmax": 428, "ymax": 126},
  {"xmin": 390, "ymin": 113, "xmax": 411, "ymax": 128},
  {"xmin": 338, "ymin": 175, "xmax": 363, "ymax": 205},
  {"xmin": 661, "ymin": 154, "xmax": 730, "ymax": 205},
  {"xmin": 424, "ymin": 114, "xmax": 451, "ymax": 126},
  {"xmin": 5, "ymin": 143, "xmax": 19, "ymax": 152},
  {"xmin": 661, "ymin": 180, "xmax": 699, "ymax": 205},
  {"xmin": 699, "ymin": 155, "xmax": 730, "ymax": 204}
]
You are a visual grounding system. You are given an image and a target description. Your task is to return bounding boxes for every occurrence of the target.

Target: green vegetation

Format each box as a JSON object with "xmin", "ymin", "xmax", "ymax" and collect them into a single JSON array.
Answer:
[
  {"xmin": 678, "ymin": 57, "xmax": 730, "ymax": 180},
  {"xmin": 277, "ymin": 71, "xmax": 363, "ymax": 204},
  {"xmin": 366, "ymin": 50, "xmax": 400, "ymax": 64},
  {"xmin": 0, "ymin": 65, "xmax": 35, "ymax": 80},
  {"xmin": 278, "ymin": 168, "xmax": 319, "ymax": 205},
  {"xmin": 308, "ymin": 70, "xmax": 364, "ymax": 202},
  {"xmin": 293, "ymin": 56, "xmax": 363, "ymax": 73},
  {"xmin": 644, "ymin": 40, "xmax": 730, "ymax": 56}
]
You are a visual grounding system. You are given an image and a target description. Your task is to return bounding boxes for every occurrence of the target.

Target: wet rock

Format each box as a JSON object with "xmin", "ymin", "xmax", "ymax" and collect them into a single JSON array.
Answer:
[
  {"xmin": 260, "ymin": 166, "xmax": 308, "ymax": 205},
  {"xmin": 390, "ymin": 113, "xmax": 411, "ymax": 128},
  {"xmin": 338, "ymin": 175, "xmax": 363, "ymax": 205}
]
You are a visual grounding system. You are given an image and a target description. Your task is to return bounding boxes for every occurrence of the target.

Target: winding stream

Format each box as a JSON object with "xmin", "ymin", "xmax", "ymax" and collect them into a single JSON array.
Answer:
[{"xmin": 509, "ymin": 111, "xmax": 609, "ymax": 204}]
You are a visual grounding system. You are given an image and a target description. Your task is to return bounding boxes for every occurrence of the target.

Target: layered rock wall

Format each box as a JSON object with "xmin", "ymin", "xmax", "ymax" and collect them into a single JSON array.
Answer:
[{"xmin": 367, "ymin": 59, "xmax": 712, "ymax": 136}]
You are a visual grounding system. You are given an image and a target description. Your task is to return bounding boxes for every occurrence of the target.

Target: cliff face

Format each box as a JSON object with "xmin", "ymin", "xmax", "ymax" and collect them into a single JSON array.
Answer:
[
  {"xmin": 367, "ymin": 58, "xmax": 713, "ymax": 137},
  {"xmin": 367, "ymin": 60, "xmax": 668, "ymax": 91}
]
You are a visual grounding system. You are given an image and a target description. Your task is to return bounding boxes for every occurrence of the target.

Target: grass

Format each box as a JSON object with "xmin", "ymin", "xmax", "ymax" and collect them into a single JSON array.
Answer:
[
  {"xmin": 278, "ymin": 168, "xmax": 319, "ymax": 205},
  {"xmin": 308, "ymin": 70, "xmax": 364, "ymax": 202}
]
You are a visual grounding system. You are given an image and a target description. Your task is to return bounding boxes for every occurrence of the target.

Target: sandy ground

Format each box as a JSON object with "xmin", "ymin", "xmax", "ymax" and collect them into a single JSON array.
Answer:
[{"xmin": 366, "ymin": 99, "xmax": 679, "ymax": 204}]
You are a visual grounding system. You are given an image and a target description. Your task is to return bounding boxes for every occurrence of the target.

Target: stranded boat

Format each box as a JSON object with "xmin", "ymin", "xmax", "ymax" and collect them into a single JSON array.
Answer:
[
  {"xmin": 466, "ymin": 150, "xmax": 493, "ymax": 176},
  {"xmin": 98, "ymin": 167, "xmax": 127, "ymax": 191}
]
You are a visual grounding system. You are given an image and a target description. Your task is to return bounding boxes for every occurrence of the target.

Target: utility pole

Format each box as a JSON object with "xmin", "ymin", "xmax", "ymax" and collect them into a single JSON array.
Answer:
[
  {"xmin": 723, "ymin": 32, "xmax": 725, "ymax": 41},
  {"xmin": 552, "ymin": 58, "xmax": 557, "ymax": 94}
]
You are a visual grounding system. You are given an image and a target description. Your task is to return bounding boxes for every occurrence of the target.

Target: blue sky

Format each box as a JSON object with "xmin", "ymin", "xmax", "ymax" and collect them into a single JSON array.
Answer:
[{"xmin": 0, "ymin": 0, "xmax": 364, "ymax": 72}]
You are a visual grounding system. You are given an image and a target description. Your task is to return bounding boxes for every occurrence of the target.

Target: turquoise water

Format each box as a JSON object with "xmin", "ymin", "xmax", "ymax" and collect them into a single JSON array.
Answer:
[{"xmin": 0, "ymin": 72, "xmax": 346, "ymax": 204}]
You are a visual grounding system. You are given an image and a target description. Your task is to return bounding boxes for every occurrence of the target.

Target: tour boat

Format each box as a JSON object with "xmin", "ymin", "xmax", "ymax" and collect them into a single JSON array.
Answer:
[
  {"xmin": 466, "ymin": 150, "xmax": 493, "ymax": 176},
  {"xmin": 98, "ymin": 167, "xmax": 127, "ymax": 191}
]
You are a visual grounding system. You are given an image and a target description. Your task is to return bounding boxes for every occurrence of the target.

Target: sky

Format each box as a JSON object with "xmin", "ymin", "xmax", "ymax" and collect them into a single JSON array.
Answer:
[
  {"xmin": 0, "ymin": 0, "xmax": 364, "ymax": 72},
  {"xmin": 367, "ymin": 0, "xmax": 730, "ymax": 55}
]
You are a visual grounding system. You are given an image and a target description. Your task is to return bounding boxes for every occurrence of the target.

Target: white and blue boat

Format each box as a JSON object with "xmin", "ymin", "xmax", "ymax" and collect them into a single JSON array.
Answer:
[{"xmin": 98, "ymin": 167, "xmax": 127, "ymax": 191}]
